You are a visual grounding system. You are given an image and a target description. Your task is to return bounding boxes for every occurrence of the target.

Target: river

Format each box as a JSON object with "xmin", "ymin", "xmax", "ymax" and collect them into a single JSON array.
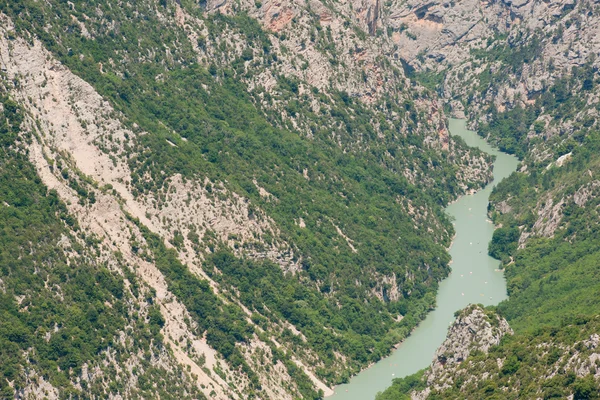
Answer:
[{"xmin": 328, "ymin": 118, "xmax": 519, "ymax": 400}]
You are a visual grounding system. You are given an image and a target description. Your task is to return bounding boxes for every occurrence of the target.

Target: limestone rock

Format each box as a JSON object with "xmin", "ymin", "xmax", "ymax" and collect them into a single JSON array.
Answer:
[{"xmin": 412, "ymin": 305, "xmax": 513, "ymax": 397}]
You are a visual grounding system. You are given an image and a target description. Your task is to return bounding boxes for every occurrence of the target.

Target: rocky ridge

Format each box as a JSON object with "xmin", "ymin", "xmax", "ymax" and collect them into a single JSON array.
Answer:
[
  {"xmin": 411, "ymin": 305, "xmax": 512, "ymax": 399},
  {"xmin": 1, "ymin": 12, "xmax": 349, "ymax": 399},
  {"xmin": 402, "ymin": 315, "xmax": 600, "ymax": 399}
]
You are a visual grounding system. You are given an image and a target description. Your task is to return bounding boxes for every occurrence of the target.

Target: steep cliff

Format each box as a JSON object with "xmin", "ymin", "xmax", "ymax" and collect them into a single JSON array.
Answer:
[
  {"xmin": 415, "ymin": 305, "xmax": 513, "ymax": 399},
  {"xmin": 6, "ymin": 0, "xmax": 598, "ymax": 396},
  {"xmin": 377, "ymin": 305, "xmax": 514, "ymax": 400}
]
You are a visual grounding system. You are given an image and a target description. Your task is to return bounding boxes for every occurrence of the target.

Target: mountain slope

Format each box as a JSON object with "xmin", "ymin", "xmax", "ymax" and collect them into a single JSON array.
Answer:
[
  {"xmin": 377, "ymin": 0, "xmax": 600, "ymax": 398},
  {"xmin": 0, "ymin": 0, "xmax": 493, "ymax": 398}
]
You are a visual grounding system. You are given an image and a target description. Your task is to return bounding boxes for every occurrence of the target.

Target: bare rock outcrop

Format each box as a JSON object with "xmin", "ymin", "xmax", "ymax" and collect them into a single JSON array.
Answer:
[{"xmin": 412, "ymin": 305, "xmax": 513, "ymax": 398}]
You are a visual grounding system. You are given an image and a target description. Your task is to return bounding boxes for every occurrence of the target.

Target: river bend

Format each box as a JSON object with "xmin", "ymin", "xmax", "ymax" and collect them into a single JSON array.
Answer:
[{"xmin": 329, "ymin": 119, "xmax": 519, "ymax": 400}]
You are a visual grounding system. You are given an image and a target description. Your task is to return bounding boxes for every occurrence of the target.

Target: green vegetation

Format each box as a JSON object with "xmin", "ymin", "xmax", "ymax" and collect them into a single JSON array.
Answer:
[
  {"xmin": 490, "ymin": 125, "xmax": 600, "ymax": 331},
  {"xmin": 127, "ymin": 215, "xmax": 320, "ymax": 399},
  {"xmin": 0, "ymin": 91, "xmax": 203, "ymax": 398},
  {"xmin": 471, "ymin": 32, "xmax": 542, "ymax": 75},
  {"xmin": 203, "ymin": 250, "xmax": 436, "ymax": 382},
  {"xmin": 379, "ymin": 54, "xmax": 600, "ymax": 399},
  {"xmin": 477, "ymin": 62, "xmax": 597, "ymax": 158},
  {"xmin": 379, "ymin": 316, "xmax": 600, "ymax": 399},
  {"xmin": 375, "ymin": 369, "xmax": 427, "ymax": 400},
  {"xmin": 479, "ymin": 105, "xmax": 537, "ymax": 158},
  {"xmin": 400, "ymin": 60, "xmax": 445, "ymax": 93},
  {"xmin": 0, "ymin": 0, "xmax": 490, "ymax": 387},
  {"xmin": 487, "ymin": 226, "xmax": 519, "ymax": 263}
]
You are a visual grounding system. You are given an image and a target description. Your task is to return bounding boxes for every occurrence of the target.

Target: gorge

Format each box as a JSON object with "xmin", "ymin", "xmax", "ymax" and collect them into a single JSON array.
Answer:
[
  {"xmin": 330, "ymin": 119, "xmax": 518, "ymax": 399},
  {"xmin": 2, "ymin": 0, "xmax": 600, "ymax": 398}
]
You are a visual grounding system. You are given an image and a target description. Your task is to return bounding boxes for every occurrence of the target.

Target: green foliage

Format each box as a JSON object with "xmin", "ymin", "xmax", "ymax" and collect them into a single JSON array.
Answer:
[
  {"xmin": 408, "ymin": 69, "xmax": 445, "ymax": 93},
  {"xmin": 0, "ymin": 92, "xmax": 203, "ymax": 399},
  {"xmin": 134, "ymin": 221, "xmax": 259, "ymax": 379},
  {"xmin": 0, "ymin": 96, "xmax": 122, "ymax": 393},
  {"xmin": 203, "ymin": 250, "xmax": 435, "ymax": 381},
  {"xmin": 488, "ymin": 226, "xmax": 519, "ymax": 262},
  {"xmin": 488, "ymin": 126, "xmax": 600, "ymax": 333},
  {"xmin": 479, "ymin": 105, "xmax": 537, "ymax": 158},
  {"xmin": 129, "ymin": 218, "xmax": 322, "ymax": 397},
  {"xmin": 0, "ymin": 0, "xmax": 503, "ymax": 394},
  {"xmin": 500, "ymin": 355, "xmax": 520, "ymax": 376},
  {"xmin": 381, "ymin": 56, "xmax": 600, "ymax": 400},
  {"xmin": 379, "ymin": 317, "xmax": 600, "ymax": 399},
  {"xmin": 0, "ymin": 0, "xmax": 478, "ymax": 384},
  {"xmin": 478, "ymin": 62, "xmax": 598, "ymax": 159},
  {"xmin": 572, "ymin": 375, "xmax": 600, "ymax": 399},
  {"xmin": 471, "ymin": 32, "xmax": 542, "ymax": 75},
  {"xmin": 375, "ymin": 369, "xmax": 427, "ymax": 400}
]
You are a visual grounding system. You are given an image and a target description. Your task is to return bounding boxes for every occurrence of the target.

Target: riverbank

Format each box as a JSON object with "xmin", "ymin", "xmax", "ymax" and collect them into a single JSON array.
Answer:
[{"xmin": 328, "ymin": 119, "xmax": 519, "ymax": 400}]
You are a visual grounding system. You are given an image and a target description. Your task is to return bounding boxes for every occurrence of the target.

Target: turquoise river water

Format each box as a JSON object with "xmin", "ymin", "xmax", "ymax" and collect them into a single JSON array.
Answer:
[{"xmin": 328, "ymin": 119, "xmax": 519, "ymax": 399}]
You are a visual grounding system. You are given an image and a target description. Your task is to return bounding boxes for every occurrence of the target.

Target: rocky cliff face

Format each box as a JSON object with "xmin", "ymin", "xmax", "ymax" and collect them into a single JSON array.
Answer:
[
  {"xmin": 384, "ymin": 0, "xmax": 600, "ymax": 134},
  {"xmin": 411, "ymin": 305, "xmax": 512, "ymax": 399},
  {"xmin": 7, "ymin": 0, "xmax": 596, "ymax": 396},
  {"xmin": 386, "ymin": 0, "xmax": 600, "ymax": 246},
  {"xmin": 0, "ymin": 21, "xmax": 305, "ymax": 398},
  {"xmin": 400, "ymin": 313, "xmax": 600, "ymax": 399}
]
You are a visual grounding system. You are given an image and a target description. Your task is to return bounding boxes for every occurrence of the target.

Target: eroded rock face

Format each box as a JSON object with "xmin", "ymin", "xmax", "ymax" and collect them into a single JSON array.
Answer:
[
  {"xmin": 408, "ymin": 315, "xmax": 600, "ymax": 399},
  {"xmin": 385, "ymin": 0, "xmax": 599, "ymax": 69},
  {"xmin": 385, "ymin": 0, "xmax": 508, "ymax": 65},
  {"xmin": 384, "ymin": 0, "xmax": 600, "ymax": 136},
  {"xmin": 412, "ymin": 305, "xmax": 513, "ymax": 397},
  {"xmin": 170, "ymin": 0, "xmax": 492, "ymax": 193},
  {"xmin": 386, "ymin": 0, "xmax": 600, "ymax": 248},
  {"xmin": 203, "ymin": 0, "xmax": 600, "ymax": 113},
  {"xmin": 0, "ymin": 16, "xmax": 313, "ymax": 399}
]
